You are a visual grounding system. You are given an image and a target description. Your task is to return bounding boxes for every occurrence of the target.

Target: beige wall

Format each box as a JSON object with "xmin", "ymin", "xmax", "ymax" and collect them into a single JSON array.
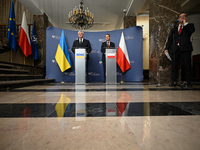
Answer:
[{"xmin": 137, "ymin": 15, "xmax": 149, "ymax": 70}]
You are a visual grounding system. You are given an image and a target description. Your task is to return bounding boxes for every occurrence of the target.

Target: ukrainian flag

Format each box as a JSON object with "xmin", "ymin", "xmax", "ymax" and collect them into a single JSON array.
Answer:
[
  {"xmin": 76, "ymin": 53, "xmax": 85, "ymax": 58},
  {"xmin": 55, "ymin": 94, "xmax": 71, "ymax": 122},
  {"xmin": 55, "ymin": 30, "xmax": 71, "ymax": 72},
  {"xmin": 7, "ymin": 1, "xmax": 18, "ymax": 52}
]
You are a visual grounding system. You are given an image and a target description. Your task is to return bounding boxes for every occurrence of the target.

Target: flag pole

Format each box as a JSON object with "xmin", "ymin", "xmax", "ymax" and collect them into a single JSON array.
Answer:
[
  {"xmin": 119, "ymin": 72, "xmax": 124, "ymax": 83},
  {"xmin": 116, "ymin": 32, "xmax": 131, "ymax": 83},
  {"xmin": 24, "ymin": 56, "xmax": 25, "ymax": 65},
  {"xmin": 61, "ymin": 72, "xmax": 66, "ymax": 83},
  {"xmin": 10, "ymin": 48, "xmax": 12, "ymax": 63},
  {"xmin": 32, "ymin": 57, "xmax": 34, "ymax": 66},
  {"xmin": 55, "ymin": 30, "xmax": 71, "ymax": 84}
]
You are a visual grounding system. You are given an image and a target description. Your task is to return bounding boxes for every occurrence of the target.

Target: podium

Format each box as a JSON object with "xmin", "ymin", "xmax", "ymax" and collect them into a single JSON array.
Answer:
[
  {"xmin": 75, "ymin": 48, "xmax": 86, "ymax": 84},
  {"xmin": 105, "ymin": 48, "xmax": 117, "ymax": 84}
]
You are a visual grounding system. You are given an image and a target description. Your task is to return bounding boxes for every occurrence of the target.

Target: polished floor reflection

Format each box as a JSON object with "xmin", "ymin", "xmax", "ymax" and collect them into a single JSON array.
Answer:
[
  {"xmin": 1, "ymin": 102, "xmax": 200, "ymax": 117},
  {"xmin": 0, "ymin": 83, "xmax": 200, "ymax": 150}
]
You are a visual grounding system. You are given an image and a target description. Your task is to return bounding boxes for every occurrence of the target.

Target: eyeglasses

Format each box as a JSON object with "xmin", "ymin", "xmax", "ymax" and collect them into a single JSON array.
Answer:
[{"xmin": 179, "ymin": 15, "xmax": 187, "ymax": 18}]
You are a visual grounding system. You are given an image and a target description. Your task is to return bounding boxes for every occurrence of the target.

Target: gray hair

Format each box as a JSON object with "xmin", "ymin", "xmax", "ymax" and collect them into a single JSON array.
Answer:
[{"xmin": 78, "ymin": 31, "xmax": 84, "ymax": 35}]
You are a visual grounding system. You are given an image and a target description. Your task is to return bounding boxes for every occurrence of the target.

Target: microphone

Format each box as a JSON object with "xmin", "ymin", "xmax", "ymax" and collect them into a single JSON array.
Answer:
[
  {"xmin": 174, "ymin": 20, "xmax": 179, "ymax": 27},
  {"xmin": 174, "ymin": 20, "xmax": 179, "ymax": 23}
]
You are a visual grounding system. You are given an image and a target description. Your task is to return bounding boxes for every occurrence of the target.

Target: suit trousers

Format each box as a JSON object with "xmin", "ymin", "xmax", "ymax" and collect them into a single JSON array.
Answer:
[{"xmin": 171, "ymin": 47, "xmax": 192, "ymax": 84}]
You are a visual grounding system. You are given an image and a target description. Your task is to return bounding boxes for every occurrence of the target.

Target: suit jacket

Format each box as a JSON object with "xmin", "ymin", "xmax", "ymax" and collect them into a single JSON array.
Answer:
[
  {"xmin": 165, "ymin": 23, "xmax": 195, "ymax": 53},
  {"xmin": 72, "ymin": 39, "xmax": 92, "ymax": 60},
  {"xmin": 101, "ymin": 41, "xmax": 115, "ymax": 61}
]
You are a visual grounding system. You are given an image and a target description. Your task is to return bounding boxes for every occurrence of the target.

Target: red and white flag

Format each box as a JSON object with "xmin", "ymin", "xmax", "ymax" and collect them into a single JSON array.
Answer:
[
  {"xmin": 117, "ymin": 32, "xmax": 131, "ymax": 72},
  {"xmin": 19, "ymin": 11, "xmax": 32, "ymax": 57}
]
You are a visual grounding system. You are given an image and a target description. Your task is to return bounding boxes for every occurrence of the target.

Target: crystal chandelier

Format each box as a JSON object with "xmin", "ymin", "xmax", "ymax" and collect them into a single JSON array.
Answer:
[{"xmin": 68, "ymin": 0, "xmax": 94, "ymax": 30}]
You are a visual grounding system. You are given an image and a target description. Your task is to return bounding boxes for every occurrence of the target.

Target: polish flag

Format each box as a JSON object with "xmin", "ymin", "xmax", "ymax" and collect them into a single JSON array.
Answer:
[
  {"xmin": 19, "ymin": 11, "xmax": 32, "ymax": 57},
  {"xmin": 117, "ymin": 32, "xmax": 131, "ymax": 72}
]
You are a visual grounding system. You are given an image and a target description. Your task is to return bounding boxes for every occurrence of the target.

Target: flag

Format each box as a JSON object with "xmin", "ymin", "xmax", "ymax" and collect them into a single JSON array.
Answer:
[
  {"xmin": 21, "ymin": 107, "xmax": 31, "ymax": 117},
  {"xmin": 7, "ymin": 1, "xmax": 18, "ymax": 52},
  {"xmin": 31, "ymin": 21, "xmax": 38, "ymax": 60},
  {"xmin": 117, "ymin": 32, "xmax": 131, "ymax": 72},
  {"xmin": 55, "ymin": 94, "xmax": 71, "ymax": 122},
  {"xmin": 55, "ymin": 30, "xmax": 71, "ymax": 72},
  {"xmin": 117, "ymin": 92, "xmax": 131, "ymax": 117},
  {"xmin": 19, "ymin": 11, "xmax": 32, "ymax": 57}
]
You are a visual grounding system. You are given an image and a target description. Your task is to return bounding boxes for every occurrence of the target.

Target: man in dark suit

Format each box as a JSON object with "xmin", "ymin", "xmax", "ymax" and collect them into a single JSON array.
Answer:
[
  {"xmin": 164, "ymin": 12, "xmax": 195, "ymax": 87},
  {"xmin": 72, "ymin": 31, "xmax": 92, "ymax": 75},
  {"xmin": 101, "ymin": 34, "xmax": 115, "ymax": 82}
]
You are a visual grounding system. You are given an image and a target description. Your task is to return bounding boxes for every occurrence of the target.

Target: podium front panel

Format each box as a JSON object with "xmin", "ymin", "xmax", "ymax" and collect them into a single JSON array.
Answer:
[
  {"xmin": 106, "ymin": 49, "xmax": 116, "ymax": 84},
  {"xmin": 75, "ymin": 48, "xmax": 86, "ymax": 84}
]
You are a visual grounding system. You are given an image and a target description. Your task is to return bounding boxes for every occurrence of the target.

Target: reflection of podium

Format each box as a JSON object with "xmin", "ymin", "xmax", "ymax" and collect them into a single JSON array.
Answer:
[
  {"xmin": 75, "ymin": 48, "xmax": 86, "ymax": 84},
  {"xmin": 106, "ymin": 48, "xmax": 116, "ymax": 84}
]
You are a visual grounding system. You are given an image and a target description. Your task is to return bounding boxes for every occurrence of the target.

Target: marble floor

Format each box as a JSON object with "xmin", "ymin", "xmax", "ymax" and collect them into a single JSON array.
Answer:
[{"xmin": 0, "ymin": 82, "xmax": 200, "ymax": 150}]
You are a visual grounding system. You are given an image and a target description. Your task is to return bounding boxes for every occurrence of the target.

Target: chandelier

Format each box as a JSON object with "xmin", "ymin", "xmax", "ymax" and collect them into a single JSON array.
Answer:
[{"xmin": 68, "ymin": 0, "xmax": 94, "ymax": 30}]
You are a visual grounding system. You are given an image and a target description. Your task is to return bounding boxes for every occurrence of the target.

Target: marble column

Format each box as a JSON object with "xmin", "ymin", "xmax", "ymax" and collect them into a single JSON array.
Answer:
[
  {"xmin": 124, "ymin": 16, "xmax": 136, "ymax": 28},
  {"xmin": 33, "ymin": 14, "xmax": 48, "ymax": 68},
  {"xmin": 149, "ymin": 0, "xmax": 181, "ymax": 84}
]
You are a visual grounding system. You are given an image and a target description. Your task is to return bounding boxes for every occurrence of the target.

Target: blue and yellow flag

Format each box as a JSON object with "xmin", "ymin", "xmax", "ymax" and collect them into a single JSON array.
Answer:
[
  {"xmin": 55, "ymin": 94, "xmax": 71, "ymax": 122},
  {"xmin": 7, "ymin": 1, "xmax": 18, "ymax": 52},
  {"xmin": 31, "ymin": 21, "xmax": 38, "ymax": 60},
  {"xmin": 55, "ymin": 30, "xmax": 71, "ymax": 72}
]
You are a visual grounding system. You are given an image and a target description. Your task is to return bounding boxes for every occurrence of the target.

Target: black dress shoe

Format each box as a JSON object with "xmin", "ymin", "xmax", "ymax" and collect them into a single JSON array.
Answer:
[{"xmin": 169, "ymin": 82, "xmax": 177, "ymax": 87}]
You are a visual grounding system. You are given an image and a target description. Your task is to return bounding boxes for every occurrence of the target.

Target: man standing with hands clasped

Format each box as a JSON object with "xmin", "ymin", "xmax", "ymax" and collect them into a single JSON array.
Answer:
[
  {"xmin": 101, "ymin": 34, "xmax": 115, "ymax": 82},
  {"xmin": 72, "ymin": 31, "xmax": 92, "ymax": 76},
  {"xmin": 164, "ymin": 12, "xmax": 195, "ymax": 87}
]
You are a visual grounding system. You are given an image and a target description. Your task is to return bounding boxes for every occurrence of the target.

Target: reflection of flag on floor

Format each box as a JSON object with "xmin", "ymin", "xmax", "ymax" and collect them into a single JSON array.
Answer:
[
  {"xmin": 117, "ymin": 32, "xmax": 131, "ymax": 72},
  {"xmin": 55, "ymin": 30, "xmax": 71, "ymax": 72},
  {"xmin": 7, "ymin": 1, "xmax": 18, "ymax": 52},
  {"xmin": 55, "ymin": 94, "xmax": 71, "ymax": 122},
  {"xmin": 21, "ymin": 107, "xmax": 31, "ymax": 117},
  {"xmin": 19, "ymin": 11, "xmax": 32, "ymax": 57},
  {"xmin": 117, "ymin": 92, "xmax": 131, "ymax": 116}
]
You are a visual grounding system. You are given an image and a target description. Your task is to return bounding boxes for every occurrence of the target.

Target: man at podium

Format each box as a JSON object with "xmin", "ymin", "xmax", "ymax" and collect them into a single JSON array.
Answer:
[
  {"xmin": 72, "ymin": 31, "xmax": 92, "ymax": 75},
  {"xmin": 101, "ymin": 34, "xmax": 115, "ymax": 82}
]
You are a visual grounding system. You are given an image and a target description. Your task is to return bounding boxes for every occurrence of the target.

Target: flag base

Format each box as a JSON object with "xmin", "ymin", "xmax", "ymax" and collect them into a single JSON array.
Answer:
[{"xmin": 60, "ymin": 81, "xmax": 66, "ymax": 84}]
